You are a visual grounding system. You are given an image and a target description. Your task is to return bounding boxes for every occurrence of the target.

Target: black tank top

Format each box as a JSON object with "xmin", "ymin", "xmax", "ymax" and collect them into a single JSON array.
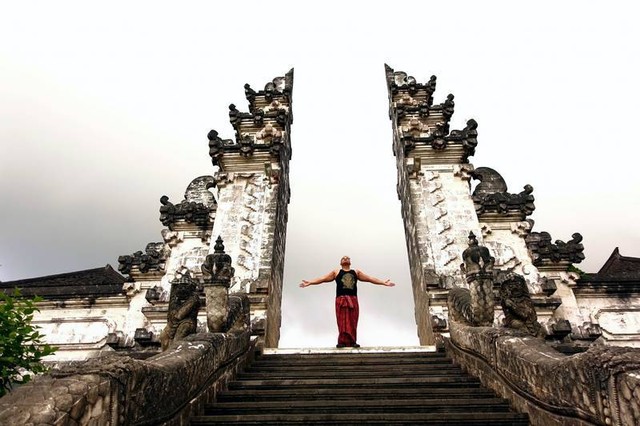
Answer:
[{"xmin": 336, "ymin": 269, "xmax": 358, "ymax": 297}]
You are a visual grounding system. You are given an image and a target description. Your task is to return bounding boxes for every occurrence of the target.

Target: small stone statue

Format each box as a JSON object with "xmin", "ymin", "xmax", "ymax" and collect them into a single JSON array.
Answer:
[
  {"xmin": 160, "ymin": 271, "xmax": 201, "ymax": 351},
  {"xmin": 499, "ymin": 274, "xmax": 544, "ymax": 337}
]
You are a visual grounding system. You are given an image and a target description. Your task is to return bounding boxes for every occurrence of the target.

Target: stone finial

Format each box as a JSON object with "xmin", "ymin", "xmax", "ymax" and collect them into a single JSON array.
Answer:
[
  {"xmin": 202, "ymin": 236, "xmax": 234, "ymax": 333},
  {"xmin": 159, "ymin": 271, "xmax": 201, "ymax": 351},
  {"xmin": 448, "ymin": 232, "xmax": 496, "ymax": 327},
  {"xmin": 202, "ymin": 236, "xmax": 235, "ymax": 285},
  {"xmin": 442, "ymin": 94, "xmax": 455, "ymax": 119},
  {"xmin": 461, "ymin": 232, "xmax": 495, "ymax": 277}
]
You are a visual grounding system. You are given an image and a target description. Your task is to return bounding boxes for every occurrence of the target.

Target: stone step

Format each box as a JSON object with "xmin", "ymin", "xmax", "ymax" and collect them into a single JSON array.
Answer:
[
  {"xmin": 229, "ymin": 375, "xmax": 480, "ymax": 390},
  {"xmin": 237, "ymin": 367, "xmax": 463, "ymax": 379},
  {"xmin": 249, "ymin": 360, "xmax": 455, "ymax": 370},
  {"xmin": 208, "ymin": 397, "xmax": 512, "ymax": 414},
  {"xmin": 255, "ymin": 352, "xmax": 448, "ymax": 364},
  {"xmin": 250, "ymin": 358, "xmax": 455, "ymax": 368},
  {"xmin": 217, "ymin": 386, "xmax": 497, "ymax": 402},
  {"xmin": 191, "ymin": 412, "xmax": 530, "ymax": 425},
  {"xmin": 192, "ymin": 349, "xmax": 528, "ymax": 426}
]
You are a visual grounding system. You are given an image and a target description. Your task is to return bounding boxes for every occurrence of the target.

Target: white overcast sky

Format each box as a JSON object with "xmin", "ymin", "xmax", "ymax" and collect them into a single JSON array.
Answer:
[{"xmin": 1, "ymin": 2, "xmax": 639, "ymax": 348}]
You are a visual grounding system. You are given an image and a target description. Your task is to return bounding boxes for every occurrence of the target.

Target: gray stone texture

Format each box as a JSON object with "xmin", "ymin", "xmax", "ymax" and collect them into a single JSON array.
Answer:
[{"xmin": 447, "ymin": 321, "xmax": 640, "ymax": 425}]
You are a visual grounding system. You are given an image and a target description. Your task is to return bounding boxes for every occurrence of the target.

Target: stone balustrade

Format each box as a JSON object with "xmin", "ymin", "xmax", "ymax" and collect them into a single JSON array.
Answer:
[
  {"xmin": 0, "ymin": 295, "xmax": 253, "ymax": 426},
  {"xmin": 446, "ymin": 321, "xmax": 640, "ymax": 426}
]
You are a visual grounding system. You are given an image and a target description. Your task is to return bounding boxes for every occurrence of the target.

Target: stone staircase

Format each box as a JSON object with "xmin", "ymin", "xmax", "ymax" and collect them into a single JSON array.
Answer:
[{"xmin": 191, "ymin": 348, "xmax": 529, "ymax": 425}]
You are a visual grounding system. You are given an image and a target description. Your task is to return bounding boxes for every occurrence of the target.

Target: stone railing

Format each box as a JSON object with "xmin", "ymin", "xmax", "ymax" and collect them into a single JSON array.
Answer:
[
  {"xmin": 446, "ymin": 321, "xmax": 640, "ymax": 426},
  {"xmin": 0, "ymin": 294, "xmax": 253, "ymax": 426}
]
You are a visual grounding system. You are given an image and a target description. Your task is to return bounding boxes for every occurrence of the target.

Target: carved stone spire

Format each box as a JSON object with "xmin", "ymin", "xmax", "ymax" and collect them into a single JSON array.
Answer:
[
  {"xmin": 207, "ymin": 69, "xmax": 294, "ymax": 172},
  {"xmin": 385, "ymin": 64, "xmax": 479, "ymax": 164}
]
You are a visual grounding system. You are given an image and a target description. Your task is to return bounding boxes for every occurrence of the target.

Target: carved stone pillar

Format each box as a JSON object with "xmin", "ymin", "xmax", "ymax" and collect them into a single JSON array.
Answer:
[
  {"xmin": 202, "ymin": 236, "xmax": 234, "ymax": 333},
  {"xmin": 385, "ymin": 65, "xmax": 482, "ymax": 344},
  {"xmin": 206, "ymin": 71, "xmax": 293, "ymax": 348}
]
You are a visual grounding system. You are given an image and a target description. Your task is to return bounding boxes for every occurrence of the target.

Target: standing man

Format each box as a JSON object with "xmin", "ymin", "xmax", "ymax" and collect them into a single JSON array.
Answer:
[{"xmin": 300, "ymin": 256, "xmax": 396, "ymax": 348}]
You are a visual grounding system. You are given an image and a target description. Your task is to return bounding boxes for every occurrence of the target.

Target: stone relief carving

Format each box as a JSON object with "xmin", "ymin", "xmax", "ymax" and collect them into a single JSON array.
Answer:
[
  {"xmin": 498, "ymin": 273, "xmax": 544, "ymax": 337},
  {"xmin": 526, "ymin": 232, "xmax": 585, "ymax": 265},
  {"xmin": 118, "ymin": 242, "xmax": 170, "ymax": 276},
  {"xmin": 159, "ymin": 271, "xmax": 201, "ymax": 351}
]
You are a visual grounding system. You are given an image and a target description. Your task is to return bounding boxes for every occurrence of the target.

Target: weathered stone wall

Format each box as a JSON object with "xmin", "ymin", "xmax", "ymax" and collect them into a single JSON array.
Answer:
[
  {"xmin": 446, "ymin": 321, "xmax": 640, "ymax": 425},
  {"xmin": 0, "ymin": 297, "xmax": 253, "ymax": 426},
  {"xmin": 211, "ymin": 171, "xmax": 288, "ymax": 347},
  {"xmin": 575, "ymin": 296, "xmax": 640, "ymax": 347},
  {"xmin": 394, "ymin": 130, "xmax": 434, "ymax": 345},
  {"xmin": 480, "ymin": 218, "xmax": 541, "ymax": 293},
  {"xmin": 261, "ymin": 158, "xmax": 290, "ymax": 348},
  {"xmin": 30, "ymin": 298, "xmax": 131, "ymax": 362}
]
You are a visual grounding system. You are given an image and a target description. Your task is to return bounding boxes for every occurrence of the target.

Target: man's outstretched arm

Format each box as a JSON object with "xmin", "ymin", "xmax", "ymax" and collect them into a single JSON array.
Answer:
[
  {"xmin": 356, "ymin": 269, "xmax": 396, "ymax": 287},
  {"xmin": 300, "ymin": 269, "xmax": 338, "ymax": 288}
]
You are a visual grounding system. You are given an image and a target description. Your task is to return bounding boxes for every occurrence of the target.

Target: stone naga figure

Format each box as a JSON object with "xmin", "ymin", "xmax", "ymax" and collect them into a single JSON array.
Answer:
[
  {"xmin": 159, "ymin": 271, "xmax": 201, "ymax": 351},
  {"xmin": 201, "ymin": 236, "xmax": 235, "ymax": 332},
  {"xmin": 499, "ymin": 273, "xmax": 544, "ymax": 337},
  {"xmin": 448, "ymin": 232, "xmax": 495, "ymax": 326}
]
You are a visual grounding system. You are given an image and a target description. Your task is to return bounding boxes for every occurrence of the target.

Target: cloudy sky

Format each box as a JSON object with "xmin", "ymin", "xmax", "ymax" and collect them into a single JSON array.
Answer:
[{"xmin": 1, "ymin": 2, "xmax": 639, "ymax": 348}]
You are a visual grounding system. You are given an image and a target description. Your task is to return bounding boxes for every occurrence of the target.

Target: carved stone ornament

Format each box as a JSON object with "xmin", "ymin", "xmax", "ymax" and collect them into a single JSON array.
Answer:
[
  {"xmin": 202, "ymin": 236, "xmax": 235, "ymax": 285},
  {"xmin": 238, "ymin": 134, "xmax": 255, "ymax": 157},
  {"xmin": 207, "ymin": 129, "xmax": 234, "ymax": 167},
  {"xmin": 207, "ymin": 71, "xmax": 293, "ymax": 164},
  {"xmin": 159, "ymin": 271, "xmax": 201, "ymax": 351},
  {"xmin": 118, "ymin": 242, "xmax": 170, "ymax": 276},
  {"xmin": 385, "ymin": 64, "xmax": 437, "ymax": 99},
  {"xmin": 442, "ymin": 94, "xmax": 455, "ymax": 119},
  {"xmin": 526, "ymin": 232, "xmax": 585, "ymax": 265},
  {"xmin": 448, "ymin": 232, "xmax": 496, "ymax": 327},
  {"xmin": 159, "ymin": 195, "xmax": 212, "ymax": 231},
  {"xmin": 461, "ymin": 232, "xmax": 495, "ymax": 278},
  {"xmin": 498, "ymin": 273, "xmax": 544, "ymax": 337},
  {"xmin": 471, "ymin": 167, "xmax": 535, "ymax": 217},
  {"xmin": 243, "ymin": 69, "xmax": 294, "ymax": 111}
]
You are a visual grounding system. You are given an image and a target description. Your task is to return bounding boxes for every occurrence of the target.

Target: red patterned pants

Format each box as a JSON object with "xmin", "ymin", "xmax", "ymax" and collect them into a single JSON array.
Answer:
[{"xmin": 335, "ymin": 295, "xmax": 359, "ymax": 346}]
